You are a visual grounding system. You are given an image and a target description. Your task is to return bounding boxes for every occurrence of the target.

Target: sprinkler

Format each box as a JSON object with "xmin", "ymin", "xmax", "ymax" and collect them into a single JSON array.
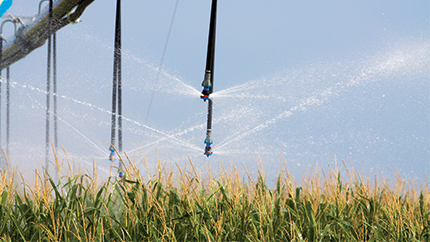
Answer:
[
  {"xmin": 204, "ymin": 130, "xmax": 213, "ymax": 157},
  {"xmin": 201, "ymin": 70, "xmax": 211, "ymax": 101}
]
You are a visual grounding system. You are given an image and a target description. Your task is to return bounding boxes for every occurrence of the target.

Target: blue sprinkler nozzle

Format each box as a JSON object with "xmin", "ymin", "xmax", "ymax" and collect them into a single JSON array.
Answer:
[
  {"xmin": 109, "ymin": 149, "xmax": 115, "ymax": 161},
  {"xmin": 200, "ymin": 90, "xmax": 210, "ymax": 101},
  {"xmin": 201, "ymin": 70, "xmax": 211, "ymax": 101},
  {"xmin": 204, "ymin": 145, "xmax": 213, "ymax": 157},
  {"xmin": 204, "ymin": 130, "xmax": 213, "ymax": 157}
]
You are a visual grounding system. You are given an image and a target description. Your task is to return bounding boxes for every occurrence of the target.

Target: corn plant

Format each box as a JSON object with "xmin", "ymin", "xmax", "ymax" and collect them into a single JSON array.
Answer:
[{"xmin": 0, "ymin": 149, "xmax": 428, "ymax": 241}]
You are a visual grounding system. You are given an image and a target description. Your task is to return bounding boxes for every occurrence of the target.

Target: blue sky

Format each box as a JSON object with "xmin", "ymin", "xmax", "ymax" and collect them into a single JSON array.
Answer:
[{"xmin": 1, "ymin": 0, "xmax": 429, "ymax": 180}]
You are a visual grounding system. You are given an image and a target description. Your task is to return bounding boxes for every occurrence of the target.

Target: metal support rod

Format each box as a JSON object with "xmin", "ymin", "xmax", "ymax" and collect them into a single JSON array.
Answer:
[
  {"xmin": 206, "ymin": 0, "xmax": 217, "ymax": 95},
  {"xmin": 0, "ymin": 19, "xmax": 17, "ymax": 163},
  {"xmin": 53, "ymin": 32, "xmax": 57, "ymax": 150},
  {"xmin": 0, "ymin": 19, "xmax": 17, "ymax": 38},
  {"xmin": 109, "ymin": 61, "xmax": 117, "ymax": 153},
  {"xmin": 45, "ymin": 0, "xmax": 53, "ymax": 168},
  {"xmin": 117, "ymin": 0, "xmax": 122, "ymax": 153},
  {"xmin": 6, "ymin": 66, "xmax": 9, "ymax": 159},
  {"xmin": 38, "ymin": 0, "xmax": 50, "ymax": 15},
  {"xmin": 110, "ymin": 0, "xmax": 122, "ymax": 162},
  {"xmin": 207, "ymin": 99, "xmax": 212, "ymax": 131}
]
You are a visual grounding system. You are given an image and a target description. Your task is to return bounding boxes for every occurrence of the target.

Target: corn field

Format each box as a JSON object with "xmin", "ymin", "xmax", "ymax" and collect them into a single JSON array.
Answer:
[{"xmin": 0, "ymin": 150, "xmax": 428, "ymax": 241}]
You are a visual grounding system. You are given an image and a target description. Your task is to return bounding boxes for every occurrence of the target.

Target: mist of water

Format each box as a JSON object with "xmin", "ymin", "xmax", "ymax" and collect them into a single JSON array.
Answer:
[{"xmin": 2, "ymin": 39, "xmax": 429, "ymax": 180}]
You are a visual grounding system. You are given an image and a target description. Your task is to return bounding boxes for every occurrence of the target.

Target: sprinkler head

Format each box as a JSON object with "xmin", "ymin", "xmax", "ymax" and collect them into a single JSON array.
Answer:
[
  {"xmin": 201, "ymin": 70, "xmax": 212, "ymax": 101},
  {"xmin": 204, "ymin": 130, "xmax": 213, "ymax": 156},
  {"xmin": 204, "ymin": 130, "xmax": 213, "ymax": 145},
  {"xmin": 201, "ymin": 87, "xmax": 211, "ymax": 101},
  {"xmin": 201, "ymin": 70, "xmax": 212, "ymax": 88},
  {"xmin": 200, "ymin": 93, "xmax": 210, "ymax": 101},
  {"xmin": 109, "ymin": 149, "xmax": 115, "ymax": 161},
  {"xmin": 204, "ymin": 145, "xmax": 213, "ymax": 157}
]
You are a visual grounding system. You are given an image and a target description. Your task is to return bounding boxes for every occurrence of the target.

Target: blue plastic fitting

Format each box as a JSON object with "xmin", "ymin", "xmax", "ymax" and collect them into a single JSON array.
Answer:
[
  {"xmin": 204, "ymin": 144, "xmax": 212, "ymax": 157},
  {"xmin": 109, "ymin": 149, "xmax": 115, "ymax": 161},
  {"xmin": 201, "ymin": 86, "xmax": 211, "ymax": 101}
]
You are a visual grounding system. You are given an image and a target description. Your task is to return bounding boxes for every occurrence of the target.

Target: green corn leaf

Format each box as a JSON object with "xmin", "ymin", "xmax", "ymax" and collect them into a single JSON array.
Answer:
[{"xmin": 1, "ymin": 190, "xmax": 8, "ymax": 205}]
